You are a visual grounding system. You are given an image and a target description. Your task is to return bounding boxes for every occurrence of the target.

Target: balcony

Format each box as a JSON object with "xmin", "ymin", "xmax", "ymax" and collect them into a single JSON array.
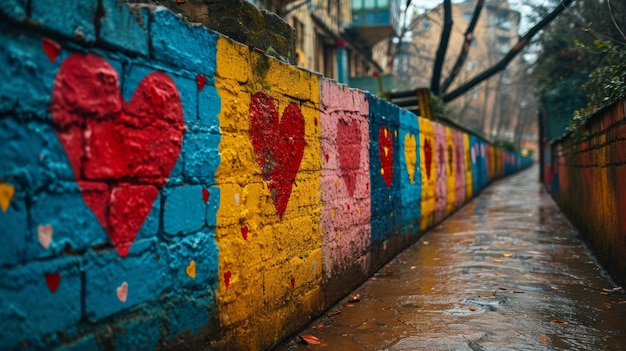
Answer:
[{"xmin": 349, "ymin": 0, "xmax": 398, "ymax": 46}]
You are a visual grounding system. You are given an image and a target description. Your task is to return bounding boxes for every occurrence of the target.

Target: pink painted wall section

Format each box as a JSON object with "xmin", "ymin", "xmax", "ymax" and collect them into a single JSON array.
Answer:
[
  {"xmin": 320, "ymin": 79, "xmax": 371, "ymax": 280},
  {"xmin": 433, "ymin": 122, "xmax": 447, "ymax": 222},
  {"xmin": 452, "ymin": 130, "xmax": 466, "ymax": 207}
]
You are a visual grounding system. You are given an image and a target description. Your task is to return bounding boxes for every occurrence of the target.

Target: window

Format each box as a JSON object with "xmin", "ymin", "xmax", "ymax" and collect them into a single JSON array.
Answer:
[
  {"xmin": 496, "ymin": 36, "xmax": 510, "ymax": 54},
  {"xmin": 353, "ymin": 0, "xmax": 362, "ymax": 10},
  {"xmin": 465, "ymin": 60, "xmax": 478, "ymax": 72},
  {"xmin": 463, "ymin": 11, "xmax": 472, "ymax": 22},
  {"xmin": 364, "ymin": 0, "xmax": 375, "ymax": 9},
  {"xmin": 469, "ymin": 88, "xmax": 478, "ymax": 100}
]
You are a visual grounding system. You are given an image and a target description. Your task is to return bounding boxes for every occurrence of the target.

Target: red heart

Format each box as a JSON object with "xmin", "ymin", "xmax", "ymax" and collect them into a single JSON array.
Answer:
[
  {"xmin": 42, "ymin": 38, "xmax": 61, "ymax": 63},
  {"xmin": 241, "ymin": 226, "xmax": 248, "ymax": 240},
  {"xmin": 51, "ymin": 53, "xmax": 185, "ymax": 257},
  {"xmin": 196, "ymin": 74, "xmax": 206, "ymax": 91},
  {"xmin": 224, "ymin": 271, "xmax": 232, "ymax": 291},
  {"xmin": 337, "ymin": 120, "xmax": 362, "ymax": 197},
  {"xmin": 202, "ymin": 188, "xmax": 210, "ymax": 203},
  {"xmin": 249, "ymin": 92, "xmax": 305, "ymax": 219},
  {"xmin": 378, "ymin": 126, "xmax": 393, "ymax": 187},
  {"xmin": 424, "ymin": 138, "xmax": 433, "ymax": 179},
  {"xmin": 45, "ymin": 272, "xmax": 60, "ymax": 293}
]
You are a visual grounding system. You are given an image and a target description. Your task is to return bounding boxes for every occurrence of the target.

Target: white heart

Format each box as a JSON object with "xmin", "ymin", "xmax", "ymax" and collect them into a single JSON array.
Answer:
[
  {"xmin": 37, "ymin": 224, "xmax": 53, "ymax": 249},
  {"xmin": 116, "ymin": 282, "xmax": 128, "ymax": 303}
]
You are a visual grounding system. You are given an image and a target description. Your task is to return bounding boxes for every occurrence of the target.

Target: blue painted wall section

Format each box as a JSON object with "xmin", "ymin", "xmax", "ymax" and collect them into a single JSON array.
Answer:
[
  {"xmin": 399, "ymin": 109, "xmax": 422, "ymax": 236},
  {"xmin": 0, "ymin": 3, "xmax": 220, "ymax": 350},
  {"xmin": 367, "ymin": 93, "xmax": 402, "ymax": 244}
]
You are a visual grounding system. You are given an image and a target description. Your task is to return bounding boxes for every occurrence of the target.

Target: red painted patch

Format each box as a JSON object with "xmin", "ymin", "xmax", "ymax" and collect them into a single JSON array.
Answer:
[
  {"xmin": 42, "ymin": 38, "xmax": 61, "ymax": 63},
  {"xmin": 50, "ymin": 53, "xmax": 185, "ymax": 257},
  {"xmin": 346, "ymin": 204, "xmax": 350, "ymax": 210},
  {"xmin": 196, "ymin": 74, "xmax": 206, "ymax": 91},
  {"xmin": 314, "ymin": 117, "xmax": 318, "ymax": 126},
  {"xmin": 224, "ymin": 271, "xmax": 232, "ymax": 291},
  {"xmin": 202, "ymin": 188, "xmax": 210, "ymax": 203},
  {"xmin": 424, "ymin": 138, "xmax": 433, "ymax": 179},
  {"xmin": 249, "ymin": 92, "xmax": 305, "ymax": 219},
  {"xmin": 378, "ymin": 126, "xmax": 393, "ymax": 187},
  {"xmin": 337, "ymin": 119, "xmax": 362, "ymax": 197},
  {"xmin": 290, "ymin": 277, "xmax": 295, "ymax": 288},
  {"xmin": 45, "ymin": 272, "xmax": 60, "ymax": 293},
  {"xmin": 241, "ymin": 226, "xmax": 248, "ymax": 240},
  {"xmin": 325, "ymin": 154, "xmax": 329, "ymax": 163}
]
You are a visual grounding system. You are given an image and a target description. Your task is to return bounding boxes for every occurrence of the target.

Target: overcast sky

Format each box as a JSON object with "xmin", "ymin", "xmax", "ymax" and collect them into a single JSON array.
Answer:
[{"xmin": 409, "ymin": 0, "xmax": 552, "ymax": 33}]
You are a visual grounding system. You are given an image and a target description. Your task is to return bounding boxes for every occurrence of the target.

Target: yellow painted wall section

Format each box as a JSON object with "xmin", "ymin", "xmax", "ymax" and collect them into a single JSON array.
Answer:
[
  {"xmin": 419, "ymin": 117, "xmax": 436, "ymax": 231},
  {"xmin": 445, "ymin": 127, "xmax": 456, "ymax": 215},
  {"xmin": 464, "ymin": 133, "xmax": 473, "ymax": 199},
  {"xmin": 214, "ymin": 38, "xmax": 323, "ymax": 350}
]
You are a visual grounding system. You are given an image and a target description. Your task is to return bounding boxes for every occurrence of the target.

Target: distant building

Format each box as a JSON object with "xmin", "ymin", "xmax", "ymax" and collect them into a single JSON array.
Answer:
[
  {"xmin": 251, "ymin": 0, "xmax": 404, "ymax": 91},
  {"xmin": 396, "ymin": 0, "xmax": 535, "ymax": 148}
]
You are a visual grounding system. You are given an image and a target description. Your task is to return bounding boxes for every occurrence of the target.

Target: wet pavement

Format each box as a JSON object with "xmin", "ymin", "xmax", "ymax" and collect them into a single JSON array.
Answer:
[{"xmin": 274, "ymin": 165, "xmax": 626, "ymax": 351}]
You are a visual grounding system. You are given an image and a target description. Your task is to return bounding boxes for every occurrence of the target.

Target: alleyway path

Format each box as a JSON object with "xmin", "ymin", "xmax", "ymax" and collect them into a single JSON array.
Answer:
[{"xmin": 275, "ymin": 165, "xmax": 626, "ymax": 350}]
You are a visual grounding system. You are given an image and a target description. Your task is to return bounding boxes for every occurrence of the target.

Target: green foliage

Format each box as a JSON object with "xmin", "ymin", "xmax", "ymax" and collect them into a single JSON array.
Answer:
[
  {"xmin": 493, "ymin": 139, "xmax": 520, "ymax": 153},
  {"xmin": 430, "ymin": 93, "xmax": 446, "ymax": 116},
  {"xmin": 579, "ymin": 40, "xmax": 626, "ymax": 109}
]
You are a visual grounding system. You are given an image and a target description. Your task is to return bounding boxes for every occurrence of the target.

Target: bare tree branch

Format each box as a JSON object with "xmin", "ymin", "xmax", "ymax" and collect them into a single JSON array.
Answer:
[
  {"xmin": 440, "ymin": 0, "xmax": 484, "ymax": 94},
  {"xmin": 430, "ymin": 0, "xmax": 453, "ymax": 95},
  {"xmin": 442, "ymin": 0, "xmax": 575, "ymax": 103}
]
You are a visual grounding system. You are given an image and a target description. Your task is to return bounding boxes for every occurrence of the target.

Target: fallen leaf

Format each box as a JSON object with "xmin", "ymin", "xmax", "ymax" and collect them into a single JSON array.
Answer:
[
  {"xmin": 514, "ymin": 290, "xmax": 525, "ymax": 294},
  {"xmin": 480, "ymin": 247, "xmax": 488, "ymax": 251},
  {"xmin": 538, "ymin": 336, "xmax": 550, "ymax": 343},
  {"xmin": 551, "ymin": 319, "xmax": 569, "ymax": 325},
  {"xmin": 495, "ymin": 272, "xmax": 501, "ymax": 276},
  {"xmin": 349, "ymin": 294, "xmax": 361, "ymax": 303},
  {"xmin": 475, "ymin": 274, "xmax": 482, "ymax": 278},
  {"xmin": 501, "ymin": 253, "xmax": 514, "ymax": 257},
  {"xmin": 327, "ymin": 310, "xmax": 342, "ymax": 317},
  {"xmin": 469, "ymin": 307, "xmax": 477, "ymax": 311},
  {"xmin": 300, "ymin": 335, "xmax": 320, "ymax": 345},
  {"xmin": 423, "ymin": 241, "xmax": 430, "ymax": 245},
  {"xmin": 347, "ymin": 304, "xmax": 355, "ymax": 307},
  {"xmin": 603, "ymin": 303, "xmax": 612, "ymax": 309},
  {"xmin": 551, "ymin": 286, "xmax": 559, "ymax": 290},
  {"xmin": 410, "ymin": 266, "xmax": 417, "ymax": 269},
  {"xmin": 311, "ymin": 323, "xmax": 325, "ymax": 329},
  {"xmin": 479, "ymin": 294, "xmax": 495, "ymax": 299},
  {"xmin": 492, "ymin": 259, "xmax": 504, "ymax": 263}
]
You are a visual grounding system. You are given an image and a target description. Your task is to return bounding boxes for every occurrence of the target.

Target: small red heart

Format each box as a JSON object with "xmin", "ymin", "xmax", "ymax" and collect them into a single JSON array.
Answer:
[
  {"xmin": 202, "ymin": 188, "xmax": 210, "ymax": 203},
  {"xmin": 249, "ymin": 92, "xmax": 305, "ymax": 219},
  {"xmin": 424, "ymin": 138, "xmax": 433, "ymax": 179},
  {"xmin": 42, "ymin": 38, "xmax": 61, "ymax": 63},
  {"xmin": 290, "ymin": 278, "xmax": 295, "ymax": 288},
  {"xmin": 196, "ymin": 74, "xmax": 206, "ymax": 91},
  {"xmin": 51, "ymin": 54, "xmax": 185, "ymax": 257},
  {"xmin": 241, "ymin": 226, "xmax": 248, "ymax": 240},
  {"xmin": 338, "ymin": 119, "xmax": 362, "ymax": 196},
  {"xmin": 45, "ymin": 272, "xmax": 60, "ymax": 293},
  {"xmin": 378, "ymin": 126, "xmax": 394, "ymax": 187},
  {"xmin": 224, "ymin": 271, "xmax": 232, "ymax": 291},
  {"xmin": 325, "ymin": 154, "xmax": 329, "ymax": 163}
]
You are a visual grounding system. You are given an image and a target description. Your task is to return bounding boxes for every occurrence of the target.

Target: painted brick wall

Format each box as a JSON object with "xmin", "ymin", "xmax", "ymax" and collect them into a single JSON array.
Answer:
[
  {"xmin": 544, "ymin": 97, "xmax": 626, "ymax": 286},
  {"xmin": 0, "ymin": 2, "xmax": 532, "ymax": 350}
]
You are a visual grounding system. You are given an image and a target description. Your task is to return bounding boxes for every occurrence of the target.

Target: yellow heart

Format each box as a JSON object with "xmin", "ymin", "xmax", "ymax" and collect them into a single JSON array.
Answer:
[
  {"xmin": 404, "ymin": 134, "xmax": 417, "ymax": 184},
  {"xmin": 0, "ymin": 183, "xmax": 15, "ymax": 212},
  {"xmin": 186, "ymin": 260, "xmax": 197, "ymax": 279}
]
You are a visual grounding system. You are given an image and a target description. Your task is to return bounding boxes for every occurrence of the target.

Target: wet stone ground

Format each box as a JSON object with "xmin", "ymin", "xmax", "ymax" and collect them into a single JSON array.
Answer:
[{"xmin": 274, "ymin": 165, "xmax": 626, "ymax": 351}]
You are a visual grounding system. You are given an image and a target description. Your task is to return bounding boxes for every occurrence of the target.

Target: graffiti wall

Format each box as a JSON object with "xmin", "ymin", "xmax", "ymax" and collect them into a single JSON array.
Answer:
[
  {"xmin": 0, "ymin": 3, "xmax": 532, "ymax": 350},
  {"xmin": 545, "ymin": 97, "xmax": 626, "ymax": 286}
]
